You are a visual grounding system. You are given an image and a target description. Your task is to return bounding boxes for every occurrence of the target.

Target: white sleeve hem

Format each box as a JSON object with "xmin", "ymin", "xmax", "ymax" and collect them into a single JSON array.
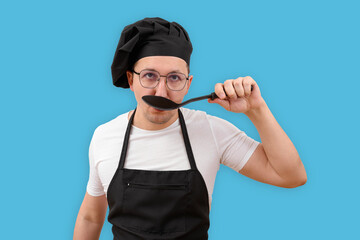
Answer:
[
  {"xmin": 86, "ymin": 185, "xmax": 105, "ymax": 197},
  {"xmin": 236, "ymin": 140, "xmax": 260, "ymax": 171}
]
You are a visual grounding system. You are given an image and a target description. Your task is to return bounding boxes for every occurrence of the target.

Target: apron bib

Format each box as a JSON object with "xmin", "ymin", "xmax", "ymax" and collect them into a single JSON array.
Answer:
[{"xmin": 107, "ymin": 109, "xmax": 210, "ymax": 240}]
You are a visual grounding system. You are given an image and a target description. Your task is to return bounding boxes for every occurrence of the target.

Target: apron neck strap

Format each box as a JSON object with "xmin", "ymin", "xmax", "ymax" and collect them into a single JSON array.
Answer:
[
  {"xmin": 118, "ymin": 108, "xmax": 136, "ymax": 169},
  {"xmin": 119, "ymin": 108, "xmax": 198, "ymax": 170},
  {"xmin": 178, "ymin": 108, "xmax": 197, "ymax": 170}
]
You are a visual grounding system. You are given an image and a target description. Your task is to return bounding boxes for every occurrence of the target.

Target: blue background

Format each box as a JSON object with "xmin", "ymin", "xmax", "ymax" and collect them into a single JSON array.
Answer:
[{"xmin": 1, "ymin": 0, "xmax": 359, "ymax": 239}]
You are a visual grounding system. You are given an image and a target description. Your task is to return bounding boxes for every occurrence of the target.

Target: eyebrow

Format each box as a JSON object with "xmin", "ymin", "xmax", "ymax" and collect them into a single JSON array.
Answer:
[{"xmin": 142, "ymin": 68, "xmax": 184, "ymax": 74}]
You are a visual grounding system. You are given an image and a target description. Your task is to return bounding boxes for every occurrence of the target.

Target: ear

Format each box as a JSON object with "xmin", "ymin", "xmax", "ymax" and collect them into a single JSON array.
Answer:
[
  {"xmin": 184, "ymin": 75, "xmax": 193, "ymax": 94},
  {"xmin": 126, "ymin": 70, "xmax": 134, "ymax": 91}
]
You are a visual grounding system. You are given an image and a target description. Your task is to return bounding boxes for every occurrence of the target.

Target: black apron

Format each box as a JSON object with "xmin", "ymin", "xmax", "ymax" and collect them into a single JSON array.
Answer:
[{"xmin": 107, "ymin": 109, "xmax": 210, "ymax": 240}]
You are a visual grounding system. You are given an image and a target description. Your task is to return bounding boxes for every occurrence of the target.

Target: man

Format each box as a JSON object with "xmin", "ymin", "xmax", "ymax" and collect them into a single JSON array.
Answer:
[{"xmin": 74, "ymin": 17, "xmax": 307, "ymax": 240}]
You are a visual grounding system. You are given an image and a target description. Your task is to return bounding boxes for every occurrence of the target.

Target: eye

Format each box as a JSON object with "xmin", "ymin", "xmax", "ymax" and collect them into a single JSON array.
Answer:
[
  {"xmin": 144, "ymin": 73, "xmax": 155, "ymax": 79},
  {"xmin": 141, "ymin": 71, "xmax": 159, "ymax": 81},
  {"xmin": 168, "ymin": 74, "xmax": 181, "ymax": 81}
]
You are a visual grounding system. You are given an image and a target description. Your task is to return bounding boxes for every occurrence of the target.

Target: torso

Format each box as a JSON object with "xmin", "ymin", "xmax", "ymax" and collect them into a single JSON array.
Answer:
[{"xmin": 88, "ymin": 108, "xmax": 260, "ymax": 209}]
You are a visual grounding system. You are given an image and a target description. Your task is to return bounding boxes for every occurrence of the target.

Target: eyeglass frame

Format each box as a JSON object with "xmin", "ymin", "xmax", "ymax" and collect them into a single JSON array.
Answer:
[{"xmin": 132, "ymin": 69, "xmax": 190, "ymax": 91}]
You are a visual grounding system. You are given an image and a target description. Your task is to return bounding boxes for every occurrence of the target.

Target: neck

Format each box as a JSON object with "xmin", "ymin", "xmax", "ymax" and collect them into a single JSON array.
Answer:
[{"xmin": 128, "ymin": 108, "xmax": 179, "ymax": 131}]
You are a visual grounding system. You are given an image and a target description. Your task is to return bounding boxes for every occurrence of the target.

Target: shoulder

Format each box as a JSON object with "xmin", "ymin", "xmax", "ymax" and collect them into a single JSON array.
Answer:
[
  {"xmin": 180, "ymin": 108, "xmax": 240, "ymax": 137},
  {"xmin": 181, "ymin": 108, "xmax": 238, "ymax": 130},
  {"xmin": 92, "ymin": 111, "xmax": 130, "ymax": 141},
  {"xmin": 180, "ymin": 107, "xmax": 235, "ymax": 127},
  {"xmin": 180, "ymin": 107, "xmax": 212, "ymax": 122}
]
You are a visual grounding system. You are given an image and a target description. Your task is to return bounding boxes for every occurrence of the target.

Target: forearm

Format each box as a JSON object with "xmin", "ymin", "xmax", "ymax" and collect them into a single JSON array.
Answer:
[
  {"xmin": 245, "ymin": 100, "xmax": 307, "ymax": 183},
  {"xmin": 73, "ymin": 216, "xmax": 104, "ymax": 240}
]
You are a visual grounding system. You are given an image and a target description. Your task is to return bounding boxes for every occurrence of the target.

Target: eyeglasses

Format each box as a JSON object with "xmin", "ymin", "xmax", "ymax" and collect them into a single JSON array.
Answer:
[{"xmin": 132, "ymin": 69, "xmax": 189, "ymax": 91}]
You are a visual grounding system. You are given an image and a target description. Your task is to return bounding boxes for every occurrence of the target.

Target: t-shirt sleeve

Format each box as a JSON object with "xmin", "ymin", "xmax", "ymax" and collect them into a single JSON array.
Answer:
[
  {"xmin": 208, "ymin": 115, "xmax": 260, "ymax": 172},
  {"xmin": 86, "ymin": 127, "xmax": 105, "ymax": 196}
]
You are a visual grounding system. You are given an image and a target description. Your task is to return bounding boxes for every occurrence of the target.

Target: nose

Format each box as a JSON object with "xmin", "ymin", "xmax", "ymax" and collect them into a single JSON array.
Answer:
[{"xmin": 154, "ymin": 76, "xmax": 169, "ymax": 98}]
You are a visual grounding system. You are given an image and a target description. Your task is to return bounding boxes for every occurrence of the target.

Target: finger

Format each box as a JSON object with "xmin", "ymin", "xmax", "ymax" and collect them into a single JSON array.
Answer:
[
  {"xmin": 224, "ymin": 79, "xmax": 237, "ymax": 99},
  {"xmin": 233, "ymin": 77, "xmax": 244, "ymax": 98},
  {"xmin": 243, "ymin": 76, "xmax": 253, "ymax": 97},
  {"xmin": 215, "ymin": 83, "xmax": 226, "ymax": 99}
]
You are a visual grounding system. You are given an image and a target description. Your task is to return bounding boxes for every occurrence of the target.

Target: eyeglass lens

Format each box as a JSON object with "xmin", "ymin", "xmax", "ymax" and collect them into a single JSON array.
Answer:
[{"xmin": 139, "ymin": 70, "xmax": 187, "ymax": 91}]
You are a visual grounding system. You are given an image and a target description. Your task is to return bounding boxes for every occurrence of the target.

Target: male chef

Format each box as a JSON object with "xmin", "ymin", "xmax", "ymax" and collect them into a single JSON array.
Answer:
[{"xmin": 74, "ymin": 17, "xmax": 307, "ymax": 240}]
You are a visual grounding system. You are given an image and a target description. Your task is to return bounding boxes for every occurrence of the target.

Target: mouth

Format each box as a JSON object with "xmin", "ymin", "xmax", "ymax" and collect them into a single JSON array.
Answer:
[{"xmin": 149, "ymin": 106, "xmax": 165, "ymax": 113}]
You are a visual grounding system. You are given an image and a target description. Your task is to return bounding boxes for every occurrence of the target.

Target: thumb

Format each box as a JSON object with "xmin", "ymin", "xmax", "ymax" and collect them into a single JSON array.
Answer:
[{"xmin": 208, "ymin": 98, "xmax": 229, "ymax": 109}]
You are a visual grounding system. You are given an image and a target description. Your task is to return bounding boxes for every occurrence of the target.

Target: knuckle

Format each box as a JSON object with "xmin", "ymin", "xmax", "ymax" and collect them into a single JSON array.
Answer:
[
  {"xmin": 237, "ymin": 91, "xmax": 244, "ymax": 98},
  {"xmin": 226, "ymin": 88, "xmax": 237, "ymax": 98},
  {"xmin": 227, "ymin": 91, "xmax": 237, "ymax": 99},
  {"xmin": 244, "ymin": 76, "xmax": 253, "ymax": 83},
  {"xmin": 224, "ymin": 79, "xmax": 233, "ymax": 85},
  {"xmin": 236, "ymin": 89, "xmax": 244, "ymax": 96},
  {"xmin": 233, "ymin": 80, "xmax": 241, "ymax": 88},
  {"xmin": 215, "ymin": 83, "xmax": 223, "ymax": 89}
]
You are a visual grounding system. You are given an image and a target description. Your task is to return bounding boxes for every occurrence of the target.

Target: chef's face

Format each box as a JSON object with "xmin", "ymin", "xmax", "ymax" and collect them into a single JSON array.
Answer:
[{"xmin": 126, "ymin": 56, "xmax": 193, "ymax": 130}]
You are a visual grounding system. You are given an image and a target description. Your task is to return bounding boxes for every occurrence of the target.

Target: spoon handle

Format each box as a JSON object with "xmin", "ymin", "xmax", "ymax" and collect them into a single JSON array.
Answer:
[
  {"xmin": 181, "ymin": 93, "xmax": 217, "ymax": 106},
  {"xmin": 208, "ymin": 85, "xmax": 253, "ymax": 100},
  {"xmin": 181, "ymin": 86, "xmax": 253, "ymax": 107},
  {"xmin": 209, "ymin": 92, "xmax": 218, "ymax": 100}
]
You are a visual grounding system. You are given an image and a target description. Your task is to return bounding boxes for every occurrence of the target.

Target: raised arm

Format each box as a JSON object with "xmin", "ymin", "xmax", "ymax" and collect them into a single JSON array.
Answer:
[
  {"xmin": 240, "ymin": 101, "xmax": 306, "ymax": 188},
  {"xmin": 209, "ymin": 76, "xmax": 307, "ymax": 188}
]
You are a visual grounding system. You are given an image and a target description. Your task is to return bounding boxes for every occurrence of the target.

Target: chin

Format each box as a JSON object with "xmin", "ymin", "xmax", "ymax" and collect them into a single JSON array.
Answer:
[{"xmin": 147, "ymin": 108, "xmax": 176, "ymax": 124}]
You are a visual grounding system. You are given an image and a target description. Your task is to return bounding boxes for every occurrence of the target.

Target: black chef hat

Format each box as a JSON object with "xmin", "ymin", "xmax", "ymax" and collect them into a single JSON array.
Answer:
[{"xmin": 111, "ymin": 17, "xmax": 193, "ymax": 88}]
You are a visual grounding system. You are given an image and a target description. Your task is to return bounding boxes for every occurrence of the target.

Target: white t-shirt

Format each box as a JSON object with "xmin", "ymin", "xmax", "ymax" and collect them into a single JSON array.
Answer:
[{"xmin": 86, "ymin": 108, "xmax": 260, "ymax": 208}]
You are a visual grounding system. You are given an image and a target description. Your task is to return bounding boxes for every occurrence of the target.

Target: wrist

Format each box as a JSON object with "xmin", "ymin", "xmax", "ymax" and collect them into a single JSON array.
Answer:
[{"xmin": 244, "ymin": 99, "xmax": 268, "ymax": 119}]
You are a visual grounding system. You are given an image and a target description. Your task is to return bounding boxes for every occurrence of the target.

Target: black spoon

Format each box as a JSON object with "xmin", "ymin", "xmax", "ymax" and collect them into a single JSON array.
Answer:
[
  {"xmin": 142, "ymin": 92, "xmax": 218, "ymax": 111},
  {"xmin": 142, "ymin": 86, "xmax": 253, "ymax": 111}
]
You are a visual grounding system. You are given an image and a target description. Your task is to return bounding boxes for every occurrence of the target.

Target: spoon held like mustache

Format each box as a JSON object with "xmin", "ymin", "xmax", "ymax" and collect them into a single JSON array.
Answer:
[
  {"xmin": 142, "ymin": 85, "xmax": 253, "ymax": 111},
  {"xmin": 142, "ymin": 92, "xmax": 218, "ymax": 111}
]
